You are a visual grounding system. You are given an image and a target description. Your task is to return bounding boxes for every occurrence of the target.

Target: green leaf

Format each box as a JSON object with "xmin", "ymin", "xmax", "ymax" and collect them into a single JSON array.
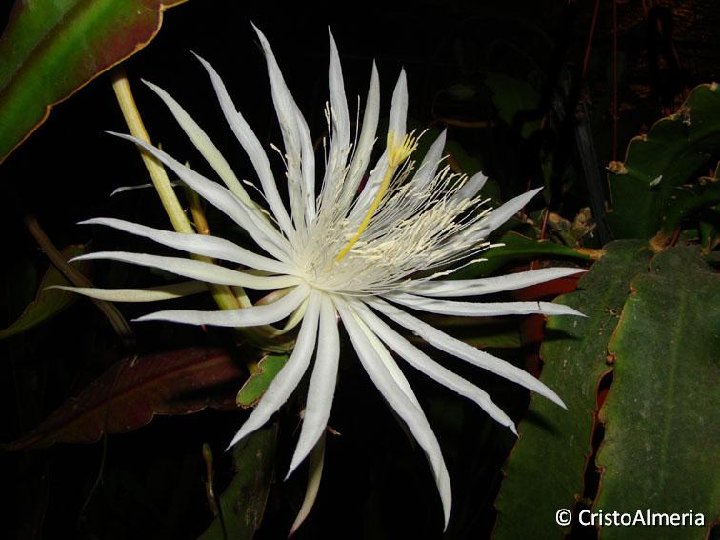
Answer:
[
  {"xmin": 493, "ymin": 240, "xmax": 652, "ymax": 540},
  {"xmin": 421, "ymin": 316, "xmax": 522, "ymax": 349},
  {"xmin": 445, "ymin": 139, "xmax": 503, "ymax": 203},
  {"xmin": 606, "ymin": 84, "xmax": 720, "ymax": 239},
  {"xmin": 455, "ymin": 231, "xmax": 591, "ymax": 279},
  {"xmin": 595, "ymin": 246, "xmax": 720, "ymax": 539},
  {"xmin": 0, "ymin": 0, "xmax": 186, "ymax": 165},
  {"xmin": 0, "ymin": 244, "xmax": 87, "ymax": 340},
  {"xmin": 659, "ymin": 181, "xmax": 720, "ymax": 236},
  {"xmin": 199, "ymin": 424, "xmax": 277, "ymax": 540},
  {"xmin": 236, "ymin": 354, "xmax": 288, "ymax": 408},
  {"xmin": 485, "ymin": 72, "xmax": 541, "ymax": 139}
]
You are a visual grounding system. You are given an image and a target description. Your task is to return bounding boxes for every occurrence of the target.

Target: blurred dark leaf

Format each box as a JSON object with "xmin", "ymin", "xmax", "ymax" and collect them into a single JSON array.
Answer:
[
  {"xmin": 5, "ymin": 347, "xmax": 244, "ymax": 450},
  {"xmin": 485, "ymin": 72, "xmax": 541, "ymax": 139},
  {"xmin": 0, "ymin": 244, "xmax": 88, "ymax": 340}
]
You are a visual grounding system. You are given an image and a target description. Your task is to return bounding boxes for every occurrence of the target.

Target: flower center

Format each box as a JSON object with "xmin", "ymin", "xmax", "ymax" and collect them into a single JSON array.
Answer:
[{"xmin": 333, "ymin": 131, "xmax": 417, "ymax": 263}]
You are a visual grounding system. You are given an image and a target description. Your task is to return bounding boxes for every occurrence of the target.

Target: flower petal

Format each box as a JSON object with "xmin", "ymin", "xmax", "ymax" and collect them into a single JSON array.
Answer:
[
  {"xmin": 353, "ymin": 301, "xmax": 516, "ymax": 433},
  {"xmin": 451, "ymin": 170, "xmax": 488, "ymax": 203},
  {"xmin": 53, "ymin": 281, "xmax": 206, "ymax": 302},
  {"xmin": 347, "ymin": 69, "xmax": 409, "ymax": 224},
  {"xmin": 253, "ymin": 25, "xmax": 316, "ymax": 227},
  {"xmin": 228, "ymin": 291, "xmax": 321, "ymax": 448},
  {"xmin": 135, "ymin": 283, "xmax": 310, "ymax": 327},
  {"xmin": 193, "ymin": 52, "xmax": 296, "ymax": 238},
  {"xmin": 473, "ymin": 187, "xmax": 542, "ymax": 238},
  {"xmin": 388, "ymin": 69, "xmax": 408, "ymax": 140},
  {"xmin": 142, "ymin": 79, "xmax": 253, "ymax": 206},
  {"xmin": 408, "ymin": 130, "xmax": 446, "ymax": 191},
  {"xmin": 348, "ymin": 151, "xmax": 388, "ymax": 225},
  {"xmin": 80, "ymin": 217, "xmax": 293, "ymax": 275},
  {"xmin": 384, "ymin": 292, "xmax": 586, "ymax": 317},
  {"xmin": 327, "ymin": 30, "xmax": 350, "ymax": 161},
  {"xmin": 289, "ymin": 434, "xmax": 326, "ymax": 535},
  {"xmin": 287, "ymin": 294, "xmax": 339, "ymax": 476},
  {"xmin": 108, "ymin": 131, "xmax": 292, "ymax": 261},
  {"xmin": 407, "ymin": 268, "xmax": 585, "ymax": 298},
  {"xmin": 72, "ymin": 251, "xmax": 300, "ymax": 290},
  {"xmin": 350, "ymin": 303, "xmax": 422, "ymax": 410},
  {"xmin": 365, "ymin": 297, "xmax": 566, "ymax": 409},
  {"xmin": 343, "ymin": 62, "xmax": 380, "ymax": 203},
  {"xmin": 335, "ymin": 296, "xmax": 451, "ymax": 528}
]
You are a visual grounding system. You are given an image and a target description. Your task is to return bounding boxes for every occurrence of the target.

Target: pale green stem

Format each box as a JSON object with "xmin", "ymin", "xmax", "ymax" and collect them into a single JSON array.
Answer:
[
  {"xmin": 111, "ymin": 69, "xmax": 191, "ymax": 233},
  {"xmin": 110, "ymin": 68, "xmax": 241, "ymax": 313},
  {"xmin": 110, "ymin": 69, "xmax": 296, "ymax": 353}
]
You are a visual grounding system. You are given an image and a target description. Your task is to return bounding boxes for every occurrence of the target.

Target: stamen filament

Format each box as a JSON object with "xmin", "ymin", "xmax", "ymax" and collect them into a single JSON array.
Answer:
[{"xmin": 335, "ymin": 132, "xmax": 417, "ymax": 262}]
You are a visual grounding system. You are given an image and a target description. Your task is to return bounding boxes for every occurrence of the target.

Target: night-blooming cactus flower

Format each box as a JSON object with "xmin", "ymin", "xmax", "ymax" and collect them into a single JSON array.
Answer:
[{"xmin": 67, "ymin": 26, "xmax": 583, "ymax": 528}]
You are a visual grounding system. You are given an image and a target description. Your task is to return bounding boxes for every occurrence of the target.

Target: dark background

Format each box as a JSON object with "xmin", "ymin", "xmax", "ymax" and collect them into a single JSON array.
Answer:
[{"xmin": 1, "ymin": 1, "xmax": 719, "ymax": 538}]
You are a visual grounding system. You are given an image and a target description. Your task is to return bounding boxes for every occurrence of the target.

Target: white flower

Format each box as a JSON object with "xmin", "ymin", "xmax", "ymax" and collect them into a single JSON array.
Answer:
[{"xmin": 68, "ymin": 26, "xmax": 582, "ymax": 527}]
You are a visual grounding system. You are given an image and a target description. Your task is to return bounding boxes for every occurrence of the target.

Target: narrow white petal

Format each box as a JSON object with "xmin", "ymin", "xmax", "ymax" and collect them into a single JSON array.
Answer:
[
  {"xmin": 350, "ymin": 305, "xmax": 422, "ymax": 410},
  {"xmin": 287, "ymin": 294, "xmax": 339, "ymax": 476},
  {"xmin": 142, "ymin": 79, "xmax": 253, "ymax": 205},
  {"xmin": 80, "ymin": 217, "xmax": 293, "ymax": 275},
  {"xmin": 365, "ymin": 297, "xmax": 566, "ymax": 409},
  {"xmin": 347, "ymin": 151, "xmax": 389, "ymax": 224},
  {"xmin": 388, "ymin": 69, "xmax": 408, "ymax": 139},
  {"xmin": 228, "ymin": 292, "xmax": 321, "ymax": 448},
  {"xmin": 451, "ymin": 171, "xmax": 488, "ymax": 203},
  {"xmin": 289, "ymin": 434, "xmax": 326, "ymax": 535},
  {"xmin": 409, "ymin": 130, "xmax": 446, "ymax": 191},
  {"xmin": 407, "ymin": 268, "xmax": 585, "ymax": 298},
  {"xmin": 136, "ymin": 283, "xmax": 309, "ymax": 327},
  {"xmin": 384, "ymin": 292, "xmax": 585, "ymax": 317},
  {"xmin": 53, "ymin": 281, "xmax": 206, "ymax": 302},
  {"xmin": 327, "ymin": 29, "xmax": 350, "ymax": 160},
  {"xmin": 193, "ymin": 53, "xmax": 296, "ymax": 237},
  {"xmin": 346, "ymin": 69, "xmax": 409, "ymax": 224},
  {"xmin": 474, "ymin": 187, "xmax": 542, "ymax": 237},
  {"xmin": 344, "ymin": 62, "xmax": 380, "ymax": 199},
  {"xmin": 253, "ymin": 25, "xmax": 316, "ymax": 225},
  {"xmin": 335, "ymin": 296, "xmax": 451, "ymax": 528},
  {"xmin": 108, "ymin": 131, "xmax": 292, "ymax": 261},
  {"xmin": 353, "ymin": 301, "xmax": 516, "ymax": 433},
  {"xmin": 73, "ymin": 251, "xmax": 300, "ymax": 291}
]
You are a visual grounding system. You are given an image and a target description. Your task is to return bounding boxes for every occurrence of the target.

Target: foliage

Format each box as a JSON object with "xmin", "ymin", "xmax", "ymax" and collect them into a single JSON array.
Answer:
[
  {"xmin": 0, "ymin": 245, "xmax": 88, "ymax": 340},
  {"xmin": 494, "ymin": 87, "xmax": 720, "ymax": 539},
  {"xmin": 494, "ymin": 240, "xmax": 652, "ymax": 539},
  {"xmin": 606, "ymin": 84, "xmax": 720, "ymax": 241},
  {"xmin": 0, "ymin": 0, "xmax": 186, "ymax": 165},
  {"xmin": 5, "ymin": 348, "xmax": 243, "ymax": 451}
]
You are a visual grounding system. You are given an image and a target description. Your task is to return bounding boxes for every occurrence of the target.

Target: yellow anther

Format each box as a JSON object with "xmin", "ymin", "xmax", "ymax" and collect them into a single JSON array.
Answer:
[
  {"xmin": 387, "ymin": 131, "xmax": 418, "ymax": 167},
  {"xmin": 335, "ymin": 131, "xmax": 416, "ymax": 262}
]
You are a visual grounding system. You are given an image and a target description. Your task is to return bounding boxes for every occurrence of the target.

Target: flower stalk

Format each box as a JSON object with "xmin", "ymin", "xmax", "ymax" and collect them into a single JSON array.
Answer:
[{"xmin": 110, "ymin": 68, "xmax": 294, "ymax": 352}]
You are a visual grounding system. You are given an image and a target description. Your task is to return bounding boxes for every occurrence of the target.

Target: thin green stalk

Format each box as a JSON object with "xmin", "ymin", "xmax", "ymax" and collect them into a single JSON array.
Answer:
[
  {"xmin": 110, "ymin": 68, "xmax": 295, "ymax": 353},
  {"xmin": 110, "ymin": 68, "xmax": 241, "ymax": 313}
]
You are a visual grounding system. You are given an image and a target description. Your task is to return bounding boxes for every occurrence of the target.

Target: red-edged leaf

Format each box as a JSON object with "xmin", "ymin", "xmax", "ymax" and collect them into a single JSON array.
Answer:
[
  {"xmin": 5, "ymin": 347, "xmax": 244, "ymax": 451},
  {"xmin": 0, "ymin": 0, "xmax": 187, "ymax": 165}
]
